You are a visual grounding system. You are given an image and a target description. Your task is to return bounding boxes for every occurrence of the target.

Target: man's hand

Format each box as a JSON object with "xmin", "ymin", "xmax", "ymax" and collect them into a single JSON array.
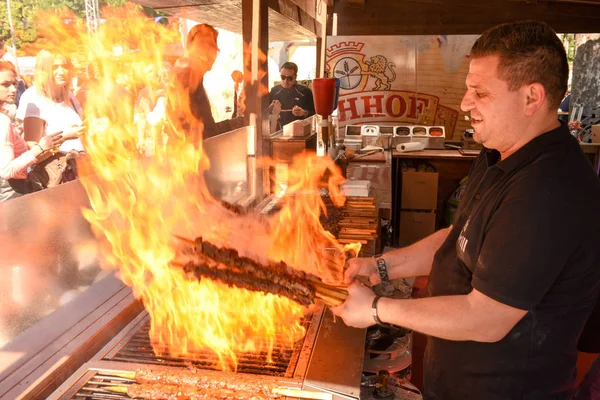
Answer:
[
  {"xmin": 292, "ymin": 105, "xmax": 306, "ymax": 117},
  {"xmin": 269, "ymin": 100, "xmax": 281, "ymax": 114},
  {"xmin": 568, "ymin": 120, "xmax": 581, "ymax": 130},
  {"xmin": 344, "ymin": 257, "xmax": 380, "ymax": 285},
  {"xmin": 331, "ymin": 281, "xmax": 377, "ymax": 328}
]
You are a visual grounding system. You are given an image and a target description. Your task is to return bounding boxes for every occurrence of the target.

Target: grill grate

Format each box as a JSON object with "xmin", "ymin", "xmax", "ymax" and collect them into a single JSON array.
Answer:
[
  {"xmin": 104, "ymin": 318, "xmax": 310, "ymax": 377},
  {"xmin": 71, "ymin": 373, "xmax": 132, "ymax": 400}
]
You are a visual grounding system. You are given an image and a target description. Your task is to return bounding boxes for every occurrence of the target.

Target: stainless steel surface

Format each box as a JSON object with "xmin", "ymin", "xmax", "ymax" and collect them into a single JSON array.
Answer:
[
  {"xmin": 392, "ymin": 136, "xmax": 445, "ymax": 150},
  {"xmin": 204, "ymin": 125, "xmax": 254, "ymax": 205},
  {"xmin": 48, "ymin": 305, "xmax": 364, "ymax": 400},
  {"xmin": 0, "ymin": 180, "xmax": 101, "ymax": 347},
  {"xmin": 304, "ymin": 308, "xmax": 364, "ymax": 399},
  {"xmin": 48, "ymin": 361, "xmax": 302, "ymax": 400},
  {"xmin": 0, "ymin": 126, "xmax": 256, "ymax": 348},
  {"xmin": 410, "ymin": 136, "xmax": 445, "ymax": 150},
  {"xmin": 92, "ymin": 307, "xmax": 323, "ymax": 378},
  {"xmin": 0, "ymin": 273, "xmax": 142, "ymax": 400}
]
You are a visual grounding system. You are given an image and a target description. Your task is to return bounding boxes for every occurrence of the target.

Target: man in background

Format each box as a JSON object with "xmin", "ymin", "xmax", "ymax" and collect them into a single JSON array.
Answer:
[
  {"xmin": 166, "ymin": 23, "xmax": 220, "ymax": 147},
  {"xmin": 269, "ymin": 62, "xmax": 314, "ymax": 131}
]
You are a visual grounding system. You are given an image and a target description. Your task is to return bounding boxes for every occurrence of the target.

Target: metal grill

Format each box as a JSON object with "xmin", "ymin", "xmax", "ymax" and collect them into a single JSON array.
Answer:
[
  {"xmin": 71, "ymin": 372, "xmax": 132, "ymax": 400},
  {"xmin": 48, "ymin": 304, "xmax": 363, "ymax": 400},
  {"xmin": 103, "ymin": 315, "xmax": 312, "ymax": 377}
]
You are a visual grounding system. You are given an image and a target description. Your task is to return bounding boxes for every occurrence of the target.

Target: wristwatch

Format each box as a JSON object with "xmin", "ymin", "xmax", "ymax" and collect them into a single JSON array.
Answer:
[
  {"xmin": 372, "ymin": 296, "xmax": 384, "ymax": 325},
  {"xmin": 376, "ymin": 258, "xmax": 390, "ymax": 283},
  {"xmin": 374, "ymin": 258, "xmax": 395, "ymax": 297}
]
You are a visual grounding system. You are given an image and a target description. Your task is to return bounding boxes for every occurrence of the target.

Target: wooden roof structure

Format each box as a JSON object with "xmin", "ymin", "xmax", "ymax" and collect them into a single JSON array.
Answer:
[
  {"xmin": 129, "ymin": 0, "xmax": 322, "ymax": 41},
  {"xmin": 328, "ymin": 0, "xmax": 600, "ymax": 35}
]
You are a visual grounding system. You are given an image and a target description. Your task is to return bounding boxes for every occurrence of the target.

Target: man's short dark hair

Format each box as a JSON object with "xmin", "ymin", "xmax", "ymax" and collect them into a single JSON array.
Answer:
[
  {"xmin": 471, "ymin": 20, "xmax": 568, "ymax": 110},
  {"xmin": 280, "ymin": 62, "xmax": 298, "ymax": 75}
]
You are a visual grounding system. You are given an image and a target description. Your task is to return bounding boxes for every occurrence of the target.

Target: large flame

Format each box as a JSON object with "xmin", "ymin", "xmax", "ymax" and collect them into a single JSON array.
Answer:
[{"xmin": 38, "ymin": 7, "xmax": 359, "ymax": 371}]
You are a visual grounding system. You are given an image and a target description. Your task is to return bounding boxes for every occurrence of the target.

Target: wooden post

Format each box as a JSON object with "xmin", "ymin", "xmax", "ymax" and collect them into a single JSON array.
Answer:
[
  {"xmin": 316, "ymin": 37, "xmax": 324, "ymax": 78},
  {"xmin": 242, "ymin": 0, "xmax": 270, "ymax": 197}
]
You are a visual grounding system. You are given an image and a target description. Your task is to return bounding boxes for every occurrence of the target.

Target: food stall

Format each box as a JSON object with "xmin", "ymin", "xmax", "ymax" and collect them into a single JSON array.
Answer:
[{"xmin": 1, "ymin": 1, "xmax": 599, "ymax": 399}]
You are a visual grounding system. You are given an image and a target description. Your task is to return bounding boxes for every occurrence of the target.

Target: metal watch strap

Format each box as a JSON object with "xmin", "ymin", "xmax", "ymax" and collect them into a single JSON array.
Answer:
[
  {"xmin": 372, "ymin": 296, "xmax": 384, "ymax": 325},
  {"xmin": 376, "ymin": 258, "xmax": 390, "ymax": 283}
]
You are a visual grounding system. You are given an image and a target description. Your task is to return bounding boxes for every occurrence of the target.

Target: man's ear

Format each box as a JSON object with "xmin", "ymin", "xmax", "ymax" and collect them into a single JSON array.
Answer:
[{"xmin": 524, "ymin": 83, "xmax": 546, "ymax": 117}]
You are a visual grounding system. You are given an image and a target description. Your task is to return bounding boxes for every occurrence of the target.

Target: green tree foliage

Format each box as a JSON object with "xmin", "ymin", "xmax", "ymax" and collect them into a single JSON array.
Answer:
[{"xmin": 0, "ymin": 0, "xmax": 129, "ymax": 53}]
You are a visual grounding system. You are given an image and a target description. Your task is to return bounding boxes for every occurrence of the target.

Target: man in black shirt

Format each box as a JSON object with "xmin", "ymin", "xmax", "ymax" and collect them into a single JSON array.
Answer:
[
  {"xmin": 167, "ymin": 23, "xmax": 227, "ymax": 145},
  {"xmin": 269, "ymin": 62, "xmax": 315, "ymax": 131},
  {"xmin": 332, "ymin": 21, "xmax": 600, "ymax": 399}
]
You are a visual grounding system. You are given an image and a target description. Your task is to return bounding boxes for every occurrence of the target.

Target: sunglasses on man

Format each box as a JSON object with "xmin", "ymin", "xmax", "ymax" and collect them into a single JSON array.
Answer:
[{"xmin": 280, "ymin": 75, "xmax": 295, "ymax": 82}]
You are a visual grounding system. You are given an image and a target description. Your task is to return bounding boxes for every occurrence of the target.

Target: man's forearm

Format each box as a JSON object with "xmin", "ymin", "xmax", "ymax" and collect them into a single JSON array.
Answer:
[
  {"xmin": 383, "ymin": 227, "xmax": 451, "ymax": 279},
  {"xmin": 377, "ymin": 292, "xmax": 514, "ymax": 343}
]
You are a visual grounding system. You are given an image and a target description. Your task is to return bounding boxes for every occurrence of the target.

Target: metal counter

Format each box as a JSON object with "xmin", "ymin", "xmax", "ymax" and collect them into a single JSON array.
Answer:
[{"xmin": 0, "ymin": 180, "xmax": 101, "ymax": 347}]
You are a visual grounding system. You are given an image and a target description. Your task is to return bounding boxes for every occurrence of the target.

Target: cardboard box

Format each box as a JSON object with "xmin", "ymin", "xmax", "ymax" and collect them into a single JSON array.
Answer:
[
  {"xmin": 282, "ymin": 118, "xmax": 312, "ymax": 137},
  {"xmin": 401, "ymin": 171, "xmax": 439, "ymax": 210},
  {"xmin": 592, "ymin": 125, "xmax": 600, "ymax": 144},
  {"xmin": 399, "ymin": 211, "xmax": 436, "ymax": 246}
]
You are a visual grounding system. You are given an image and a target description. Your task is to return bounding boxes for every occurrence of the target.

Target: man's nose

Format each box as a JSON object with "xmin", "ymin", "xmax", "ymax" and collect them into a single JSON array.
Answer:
[{"xmin": 461, "ymin": 91, "xmax": 474, "ymax": 112}]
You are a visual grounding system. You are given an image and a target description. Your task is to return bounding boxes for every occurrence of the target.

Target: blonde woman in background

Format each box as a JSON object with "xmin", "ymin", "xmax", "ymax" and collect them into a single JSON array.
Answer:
[
  {"xmin": 17, "ymin": 49, "xmax": 85, "ymax": 153},
  {"xmin": 0, "ymin": 61, "xmax": 63, "ymax": 201}
]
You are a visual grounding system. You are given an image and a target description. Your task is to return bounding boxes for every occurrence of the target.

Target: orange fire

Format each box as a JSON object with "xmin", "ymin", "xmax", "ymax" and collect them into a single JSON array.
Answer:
[{"xmin": 39, "ymin": 7, "xmax": 359, "ymax": 371}]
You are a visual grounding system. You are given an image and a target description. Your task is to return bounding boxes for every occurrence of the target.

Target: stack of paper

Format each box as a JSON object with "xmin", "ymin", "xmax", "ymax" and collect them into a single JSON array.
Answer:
[{"xmin": 340, "ymin": 180, "xmax": 371, "ymax": 197}]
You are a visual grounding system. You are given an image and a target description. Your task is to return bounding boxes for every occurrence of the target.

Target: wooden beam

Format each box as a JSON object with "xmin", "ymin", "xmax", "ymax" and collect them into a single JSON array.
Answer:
[
  {"xmin": 547, "ymin": 0, "xmax": 600, "ymax": 4},
  {"xmin": 269, "ymin": 0, "xmax": 323, "ymax": 37},
  {"xmin": 242, "ymin": 0, "xmax": 270, "ymax": 197},
  {"xmin": 333, "ymin": 0, "xmax": 600, "ymax": 34},
  {"xmin": 129, "ymin": 0, "xmax": 320, "ymax": 41},
  {"xmin": 316, "ymin": 37, "xmax": 324, "ymax": 77},
  {"xmin": 345, "ymin": 0, "xmax": 365, "ymax": 6}
]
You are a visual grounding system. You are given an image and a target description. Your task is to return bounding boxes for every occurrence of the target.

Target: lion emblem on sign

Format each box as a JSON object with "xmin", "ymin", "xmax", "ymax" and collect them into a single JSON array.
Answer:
[
  {"xmin": 362, "ymin": 55, "xmax": 396, "ymax": 90},
  {"xmin": 327, "ymin": 42, "xmax": 398, "ymax": 93}
]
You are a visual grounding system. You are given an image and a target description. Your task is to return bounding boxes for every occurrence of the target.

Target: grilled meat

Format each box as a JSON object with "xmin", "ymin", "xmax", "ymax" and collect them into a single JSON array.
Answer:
[
  {"xmin": 319, "ymin": 197, "xmax": 343, "ymax": 238},
  {"xmin": 182, "ymin": 260, "xmax": 315, "ymax": 306},
  {"xmin": 135, "ymin": 369, "xmax": 279, "ymax": 395},
  {"xmin": 128, "ymin": 383, "xmax": 278, "ymax": 399},
  {"xmin": 194, "ymin": 237, "xmax": 319, "ymax": 284},
  {"xmin": 173, "ymin": 237, "xmax": 348, "ymax": 306}
]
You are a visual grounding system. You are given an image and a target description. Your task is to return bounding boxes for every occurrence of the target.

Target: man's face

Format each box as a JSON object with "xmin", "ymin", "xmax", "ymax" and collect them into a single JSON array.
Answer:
[
  {"xmin": 189, "ymin": 42, "xmax": 219, "ymax": 74},
  {"xmin": 461, "ymin": 55, "xmax": 525, "ymax": 152},
  {"xmin": 0, "ymin": 70, "xmax": 17, "ymax": 104},
  {"xmin": 280, "ymin": 68, "xmax": 296, "ymax": 89}
]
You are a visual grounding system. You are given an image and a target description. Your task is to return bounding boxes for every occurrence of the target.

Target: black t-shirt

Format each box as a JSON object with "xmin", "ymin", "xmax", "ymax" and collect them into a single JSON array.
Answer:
[
  {"xmin": 167, "ymin": 59, "xmax": 221, "ymax": 146},
  {"xmin": 578, "ymin": 297, "xmax": 600, "ymax": 353},
  {"xmin": 269, "ymin": 83, "xmax": 315, "ymax": 129},
  {"xmin": 424, "ymin": 122, "xmax": 600, "ymax": 400},
  {"xmin": 189, "ymin": 82, "xmax": 218, "ymax": 139}
]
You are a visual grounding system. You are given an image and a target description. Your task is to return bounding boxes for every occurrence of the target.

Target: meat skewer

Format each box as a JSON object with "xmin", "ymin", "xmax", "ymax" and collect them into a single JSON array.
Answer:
[
  {"xmin": 109, "ymin": 368, "xmax": 276, "ymax": 389},
  {"xmin": 105, "ymin": 383, "xmax": 332, "ymax": 399},
  {"xmin": 172, "ymin": 260, "xmax": 315, "ymax": 306},
  {"xmin": 172, "ymin": 236, "xmax": 348, "ymax": 307},
  {"xmin": 105, "ymin": 383, "xmax": 278, "ymax": 399},
  {"xmin": 191, "ymin": 236, "xmax": 321, "ymax": 285}
]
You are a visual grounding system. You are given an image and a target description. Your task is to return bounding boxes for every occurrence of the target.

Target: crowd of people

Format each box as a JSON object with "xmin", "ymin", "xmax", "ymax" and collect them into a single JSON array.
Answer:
[
  {"xmin": 0, "ymin": 23, "xmax": 249, "ymax": 203},
  {"xmin": 0, "ymin": 46, "xmax": 85, "ymax": 202}
]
